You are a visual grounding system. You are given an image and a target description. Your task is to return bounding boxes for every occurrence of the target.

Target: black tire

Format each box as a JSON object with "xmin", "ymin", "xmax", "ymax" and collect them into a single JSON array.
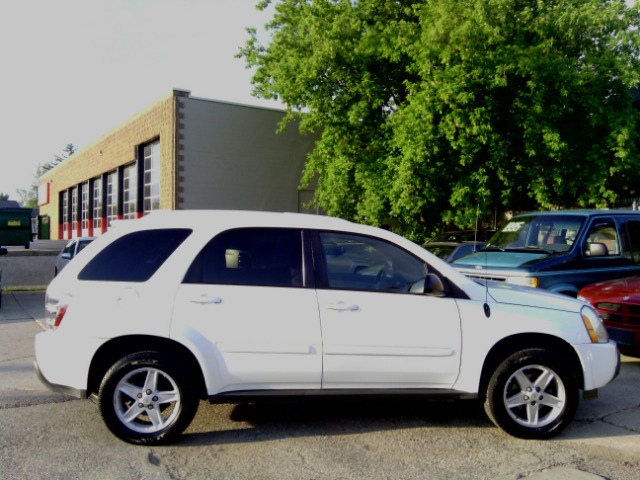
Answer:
[
  {"xmin": 98, "ymin": 351, "xmax": 199, "ymax": 445},
  {"xmin": 484, "ymin": 348, "xmax": 578, "ymax": 439}
]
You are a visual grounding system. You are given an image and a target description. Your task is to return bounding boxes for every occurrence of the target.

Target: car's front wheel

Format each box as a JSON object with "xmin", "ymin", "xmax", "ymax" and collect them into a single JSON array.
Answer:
[
  {"xmin": 98, "ymin": 351, "xmax": 199, "ymax": 445},
  {"xmin": 484, "ymin": 348, "xmax": 578, "ymax": 439}
]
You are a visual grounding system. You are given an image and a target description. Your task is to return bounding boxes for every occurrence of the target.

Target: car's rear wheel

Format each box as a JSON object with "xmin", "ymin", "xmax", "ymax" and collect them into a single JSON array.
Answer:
[
  {"xmin": 98, "ymin": 351, "xmax": 199, "ymax": 445},
  {"xmin": 484, "ymin": 348, "xmax": 578, "ymax": 439}
]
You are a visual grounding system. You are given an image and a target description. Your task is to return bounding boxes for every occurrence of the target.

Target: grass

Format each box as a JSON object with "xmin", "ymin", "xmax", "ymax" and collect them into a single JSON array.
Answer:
[{"xmin": 1, "ymin": 286, "xmax": 47, "ymax": 293}]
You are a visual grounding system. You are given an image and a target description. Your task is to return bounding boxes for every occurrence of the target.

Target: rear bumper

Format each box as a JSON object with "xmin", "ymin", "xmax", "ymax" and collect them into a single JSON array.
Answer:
[
  {"xmin": 34, "ymin": 358, "xmax": 87, "ymax": 398},
  {"xmin": 34, "ymin": 330, "xmax": 104, "ymax": 398}
]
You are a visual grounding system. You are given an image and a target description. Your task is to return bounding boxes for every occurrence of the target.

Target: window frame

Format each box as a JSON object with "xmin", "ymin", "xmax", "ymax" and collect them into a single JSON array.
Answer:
[
  {"xmin": 143, "ymin": 140, "xmax": 160, "ymax": 214},
  {"xmin": 182, "ymin": 227, "xmax": 314, "ymax": 289},
  {"xmin": 81, "ymin": 182, "xmax": 89, "ymax": 231},
  {"xmin": 106, "ymin": 170, "xmax": 118, "ymax": 227},
  {"xmin": 71, "ymin": 187, "xmax": 78, "ymax": 233},
  {"xmin": 92, "ymin": 177, "xmax": 102, "ymax": 231},
  {"xmin": 122, "ymin": 163, "xmax": 137, "ymax": 220},
  {"xmin": 583, "ymin": 218, "xmax": 620, "ymax": 257},
  {"xmin": 311, "ymin": 230, "xmax": 438, "ymax": 295},
  {"xmin": 622, "ymin": 219, "xmax": 640, "ymax": 264},
  {"xmin": 78, "ymin": 228, "xmax": 192, "ymax": 282}
]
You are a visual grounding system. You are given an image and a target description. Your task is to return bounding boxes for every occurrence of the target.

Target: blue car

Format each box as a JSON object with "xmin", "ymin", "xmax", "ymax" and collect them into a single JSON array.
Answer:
[{"xmin": 452, "ymin": 210, "xmax": 640, "ymax": 296}]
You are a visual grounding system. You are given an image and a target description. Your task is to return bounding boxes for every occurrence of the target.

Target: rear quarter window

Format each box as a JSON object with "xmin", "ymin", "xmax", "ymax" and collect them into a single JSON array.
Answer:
[{"xmin": 78, "ymin": 229, "xmax": 192, "ymax": 282}]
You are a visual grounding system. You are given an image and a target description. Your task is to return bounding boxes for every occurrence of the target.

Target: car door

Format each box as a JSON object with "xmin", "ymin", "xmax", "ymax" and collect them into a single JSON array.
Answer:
[
  {"xmin": 314, "ymin": 231, "xmax": 462, "ymax": 389},
  {"xmin": 171, "ymin": 228, "xmax": 322, "ymax": 394},
  {"xmin": 577, "ymin": 217, "xmax": 640, "ymax": 285}
]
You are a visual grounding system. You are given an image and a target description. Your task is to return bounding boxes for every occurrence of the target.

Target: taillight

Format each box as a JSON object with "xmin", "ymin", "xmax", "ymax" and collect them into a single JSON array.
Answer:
[
  {"xmin": 53, "ymin": 304, "xmax": 68, "ymax": 329},
  {"xmin": 45, "ymin": 296, "xmax": 68, "ymax": 331}
]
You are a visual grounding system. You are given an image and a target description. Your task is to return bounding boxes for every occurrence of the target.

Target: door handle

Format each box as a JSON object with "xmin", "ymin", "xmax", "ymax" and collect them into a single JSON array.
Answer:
[
  {"xmin": 327, "ymin": 302, "xmax": 359, "ymax": 312},
  {"xmin": 189, "ymin": 294, "xmax": 223, "ymax": 305}
]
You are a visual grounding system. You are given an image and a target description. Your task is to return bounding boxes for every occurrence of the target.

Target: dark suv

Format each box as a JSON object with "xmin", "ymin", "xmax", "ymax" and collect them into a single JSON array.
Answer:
[{"xmin": 452, "ymin": 210, "xmax": 640, "ymax": 296}]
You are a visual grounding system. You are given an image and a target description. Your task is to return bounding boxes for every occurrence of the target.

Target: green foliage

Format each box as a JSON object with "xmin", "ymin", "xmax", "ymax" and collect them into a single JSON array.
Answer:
[
  {"xmin": 42, "ymin": 143, "xmax": 76, "ymax": 172},
  {"xmin": 0, "ymin": 193, "xmax": 9, "ymax": 201},
  {"xmin": 240, "ymin": 0, "xmax": 640, "ymax": 240},
  {"xmin": 17, "ymin": 144, "xmax": 76, "ymax": 208}
]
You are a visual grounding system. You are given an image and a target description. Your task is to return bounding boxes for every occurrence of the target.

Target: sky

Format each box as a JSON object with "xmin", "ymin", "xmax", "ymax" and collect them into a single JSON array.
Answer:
[
  {"xmin": 0, "ymin": 0, "xmax": 280, "ymax": 202},
  {"xmin": 1, "ymin": 0, "xmax": 637, "ymax": 203}
]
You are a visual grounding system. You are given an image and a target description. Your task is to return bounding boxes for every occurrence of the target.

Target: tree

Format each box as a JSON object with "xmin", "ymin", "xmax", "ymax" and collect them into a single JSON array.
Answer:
[
  {"xmin": 18, "ymin": 144, "xmax": 76, "ymax": 208},
  {"xmin": 42, "ymin": 143, "xmax": 76, "ymax": 172},
  {"xmin": 240, "ymin": 0, "xmax": 640, "ymax": 240},
  {"xmin": 17, "ymin": 164, "xmax": 47, "ymax": 209},
  {"xmin": 0, "ymin": 193, "xmax": 9, "ymax": 201}
]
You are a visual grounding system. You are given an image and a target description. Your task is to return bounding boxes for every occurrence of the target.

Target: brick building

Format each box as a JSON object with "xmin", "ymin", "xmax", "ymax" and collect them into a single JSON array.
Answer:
[{"xmin": 38, "ymin": 89, "xmax": 318, "ymax": 240}]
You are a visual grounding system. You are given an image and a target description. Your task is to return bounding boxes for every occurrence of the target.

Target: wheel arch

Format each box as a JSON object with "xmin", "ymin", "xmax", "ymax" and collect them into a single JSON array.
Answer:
[
  {"xmin": 478, "ymin": 333, "xmax": 584, "ymax": 398},
  {"xmin": 547, "ymin": 283, "xmax": 579, "ymax": 297},
  {"xmin": 87, "ymin": 335, "xmax": 207, "ymax": 400}
]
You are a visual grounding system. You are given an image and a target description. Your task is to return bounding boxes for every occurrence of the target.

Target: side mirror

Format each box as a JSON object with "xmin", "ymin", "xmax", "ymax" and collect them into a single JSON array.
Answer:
[
  {"xmin": 410, "ymin": 274, "xmax": 446, "ymax": 297},
  {"xmin": 61, "ymin": 252, "xmax": 72, "ymax": 260},
  {"xmin": 586, "ymin": 243, "xmax": 607, "ymax": 257},
  {"xmin": 410, "ymin": 278, "xmax": 425, "ymax": 294}
]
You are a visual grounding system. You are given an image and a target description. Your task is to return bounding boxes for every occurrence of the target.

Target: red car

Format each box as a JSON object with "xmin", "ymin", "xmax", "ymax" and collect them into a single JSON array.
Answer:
[{"xmin": 578, "ymin": 276, "xmax": 640, "ymax": 358}]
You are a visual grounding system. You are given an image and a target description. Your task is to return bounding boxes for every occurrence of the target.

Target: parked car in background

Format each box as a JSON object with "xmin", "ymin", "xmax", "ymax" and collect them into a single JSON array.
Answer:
[
  {"xmin": 452, "ymin": 210, "xmax": 640, "ymax": 297},
  {"xmin": 35, "ymin": 210, "xmax": 618, "ymax": 445},
  {"xmin": 428, "ymin": 230, "xmax": 496, "ymax": 243},
  {"xmin": 578, "ymin": 276, "xmax": 640, "ymax": 358},
  {"xmin": 55, "ymin": 237, "xmax": 94, "ymax": 276},
  {"xmin": 423, "ymin": 239, "xmax": 485, "ymax": 263},
  {"xmin": 0, "ymin": 247, "xmax": 7, "ymax": 309}
]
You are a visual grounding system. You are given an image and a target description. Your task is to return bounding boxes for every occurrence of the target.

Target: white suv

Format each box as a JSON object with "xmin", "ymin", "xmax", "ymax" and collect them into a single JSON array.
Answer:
[{"xmin": 35, "ymin": 210, "xmax": 619, "ymax": 445}]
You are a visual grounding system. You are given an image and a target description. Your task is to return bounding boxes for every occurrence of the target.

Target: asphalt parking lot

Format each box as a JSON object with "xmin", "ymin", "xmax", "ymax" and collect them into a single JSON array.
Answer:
[{"xmin": 1, "ymin": 249, "xmax": 639, "ymax": 479}]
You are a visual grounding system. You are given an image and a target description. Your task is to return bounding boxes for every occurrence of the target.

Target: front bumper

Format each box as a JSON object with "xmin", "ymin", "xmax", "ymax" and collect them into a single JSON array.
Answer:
[{"xmin": 574, "ymin": 340, "xmax": 620, "ymax": 392}]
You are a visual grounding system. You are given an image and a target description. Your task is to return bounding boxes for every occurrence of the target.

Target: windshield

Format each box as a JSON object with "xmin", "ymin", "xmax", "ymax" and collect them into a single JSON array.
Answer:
[{"xmin": 486, "ymin": 215, "xmax": 585, "ymax": 253}]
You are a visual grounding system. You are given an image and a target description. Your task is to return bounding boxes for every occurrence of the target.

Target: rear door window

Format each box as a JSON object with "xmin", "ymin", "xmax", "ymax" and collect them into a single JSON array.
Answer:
[
  {"xmin": 78, "ymin": 229, "xmax": 191, "ymax": 282},
  {"xmin": 183, "ymin": 228, "xmax": 304, "ymax": 287}
]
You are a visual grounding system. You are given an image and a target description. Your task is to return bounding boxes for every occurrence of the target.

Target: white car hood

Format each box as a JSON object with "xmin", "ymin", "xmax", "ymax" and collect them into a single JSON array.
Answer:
[{"xmin": 486, "ymin": 281, "xmax": 582, "ymax": 313}]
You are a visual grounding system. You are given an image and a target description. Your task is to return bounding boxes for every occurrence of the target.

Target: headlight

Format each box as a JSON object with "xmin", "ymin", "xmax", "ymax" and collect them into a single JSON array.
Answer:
[
  {"xmin": 506, "ymin": 276, "xmax": 538, "ymax": 288},
  {"xmin": 581, "ymin": 305, "xmax": 609, "ymax": 343}
]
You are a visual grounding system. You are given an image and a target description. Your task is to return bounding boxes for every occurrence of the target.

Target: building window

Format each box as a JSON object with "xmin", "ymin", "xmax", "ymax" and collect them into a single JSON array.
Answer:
[
  {"xmin": 107, "ymin": 170, "xmax": 118, "ymax": 226},
  {"xmin": 71, "ymin": 187, "xmax": 78, "ymax": 233},
  {"xmin": 93, "ymin": 178, "xmax": 102, "ymax": 231},
  {"xmin": 62, "ymin": 192, "xmax": 68, "ymax": 227},
  {"xmin": 143, "ymin": 140, "xmax": 160, "ymax": 214},
  {"xmin": 81, "ymin": 182, "xmax": 89, "ymax": 230},
  {"xmin": 123, "ymin": 163, "xmax": 137, "ymax": 220}
]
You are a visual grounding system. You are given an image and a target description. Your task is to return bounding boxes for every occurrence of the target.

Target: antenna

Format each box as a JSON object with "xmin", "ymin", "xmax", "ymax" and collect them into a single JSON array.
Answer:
[
  {"xmin": 476, "ymin": 202, "xmax": 491, "ymax": 318},
  {"xmin": 474, "ymin": 203, "xmax": 479, "ymax": 245}
]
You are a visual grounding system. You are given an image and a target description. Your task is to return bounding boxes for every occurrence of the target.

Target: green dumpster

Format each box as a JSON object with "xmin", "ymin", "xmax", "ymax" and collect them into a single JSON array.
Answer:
[{"xmin": 0, "ymin": 208, "xmax": 32, "ymax": 249}]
